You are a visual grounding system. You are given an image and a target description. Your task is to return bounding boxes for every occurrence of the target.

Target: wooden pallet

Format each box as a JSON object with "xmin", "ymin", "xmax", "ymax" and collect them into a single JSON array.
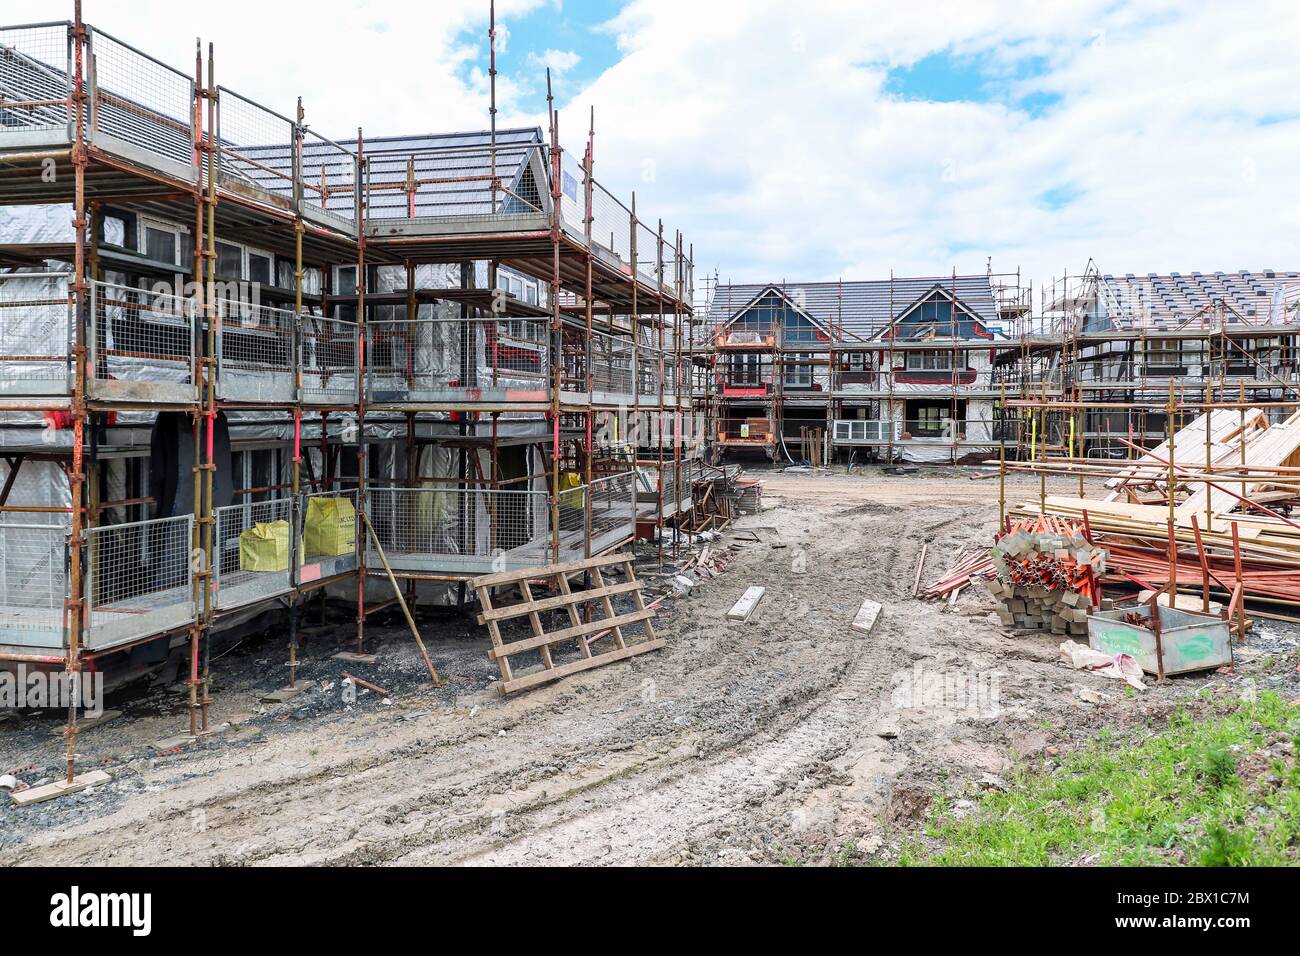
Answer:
[{"xmin": 468, "ymin": 553, "xmax": 664, "ymax": 696}]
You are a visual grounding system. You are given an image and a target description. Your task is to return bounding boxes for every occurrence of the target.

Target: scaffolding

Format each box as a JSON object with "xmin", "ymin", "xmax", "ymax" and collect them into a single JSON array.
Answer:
[{"xmin": 0, "ymin": 2, "xmax": 705, "ymax": 781}]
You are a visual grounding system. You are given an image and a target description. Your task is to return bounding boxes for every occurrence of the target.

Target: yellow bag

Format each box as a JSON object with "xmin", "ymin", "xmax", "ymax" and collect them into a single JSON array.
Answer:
[
  {"xmin": 559, "ymin": 470, "xmax": 584, "ymax": 508},
  {"xmin": 239, "ymin": 519, "xmax": 292, "ymax": 572},
  {"xmin": 304, "ymin": 496, "xmax": 356, "ymax": 557}
]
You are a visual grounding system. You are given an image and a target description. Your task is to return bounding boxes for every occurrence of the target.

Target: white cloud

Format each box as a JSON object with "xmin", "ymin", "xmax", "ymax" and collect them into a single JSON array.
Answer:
[
  {"xmin": 552, "ymin": 0, "xmax": 1300, "ymax": 290},
  {"xmin": 527, "ymin": 48, "xmax": 582, "ymax": 75},
  {"xmin": 10, "ymin": 0, "xmax": 1299, "ymax": 293}
]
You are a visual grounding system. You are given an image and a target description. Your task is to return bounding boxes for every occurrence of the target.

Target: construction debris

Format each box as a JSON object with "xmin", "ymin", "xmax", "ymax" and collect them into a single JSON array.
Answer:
[
  {"xmin": 1059, "ymin": 640, "xmax": 1147, "ymax": 690},
  {"xmin": 851, "ymin": 598, "xmax": 883, "ymax": 635},
  {"xmin": 726, "ymin": 586, "xmax": 766, "ymax": 622},
  {"xmin": 469, "ymin": 553, "xmax": 664, "ymax": 696},
  {"xmin": 980, "ymin": 517, "xmax": 1106, "ymax": 636},
  {"xmin": 341, "ymin": 672, "xmax": 391, "ymax": 698}
]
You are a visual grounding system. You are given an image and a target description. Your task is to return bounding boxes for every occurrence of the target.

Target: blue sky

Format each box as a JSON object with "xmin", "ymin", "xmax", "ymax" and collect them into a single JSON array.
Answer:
[
  {"xmin": 884, "ymin": 50, "xmax": 1062, "ymax": 118},
  {"xmin": 463, "ymin": 0, "xmax": 623, "ymax": 102},
  {"xmin": 6, "ymin": 0, "xmax": 1298, "ymax": 292}
]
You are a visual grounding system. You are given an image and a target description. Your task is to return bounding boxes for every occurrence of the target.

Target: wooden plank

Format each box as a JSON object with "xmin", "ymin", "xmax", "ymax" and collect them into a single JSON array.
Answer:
[
  {"xmin": 332, "ymin": 651, "xmax": 378, "ymax": 664},
  {"xmin": 489, "ymin": 609, "xmax": 655, "ymax": 659},
  {"xmin": 468, "ymin": 552, "xmax": 635, "ymax": 589},
  {"xmin": 851, "ymin": 598, "xmax": 883, "ymax": 635},
  {"xmin": 50, "ymin": 709, "xmax": 121, "ymax": 735},
  {"xmin": 261, "ymin": 681, "xmax": 314, "ymax": 703},
  {"xmin": 479, "ymin": 588, "xmax": 514, "ymax": 683},
  {"xmin": 499, "ymin": 640, "xmax": 665, "ymax": 695},
  {"xmin": 912, "ymin": 544, "xmax": 928, "ymax": 597},
  {"xmin": 590, "ymin": 564, "xmax": 627, "ymax": 650},
  {"xmin": 726, "ymin": 586, "xmax": 766, "ymax": 622},
  {"xmin": 10, "ymin": 770, "xmax": 111, "ymax": 807},
  {"xmin": 475, "ymin": 579, "xmax": 643, "ymax": 624},
  {"xmin": 624, "ymin": 557, "xmax": 659, "ymax": 644},
  {"xmin": 519, "ymin": 578, "xmax": 556, "ymax": 670},
  {"xmin": 554, "ymin": 571, "xmax": 592, "ymax": 658}
]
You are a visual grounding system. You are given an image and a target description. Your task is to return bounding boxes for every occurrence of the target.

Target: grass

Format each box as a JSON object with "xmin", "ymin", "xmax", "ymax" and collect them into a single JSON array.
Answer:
[{"xmin": 896, "ymin": 691, "xmax": 1300, "ymax": 866}]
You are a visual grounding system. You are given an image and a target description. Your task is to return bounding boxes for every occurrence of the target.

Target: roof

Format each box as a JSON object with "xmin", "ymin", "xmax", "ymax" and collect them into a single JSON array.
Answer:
[
  {"xmin": 706, "ymin": 275, "xmax": 1002, "ymax": 341},
  {"xmin": 1095, "ymin": 270, "xmax": 1300, "ymax": 327},
  {"xmin": 224, "ymin": 125, "xmax": 548, "ymax": 222}
]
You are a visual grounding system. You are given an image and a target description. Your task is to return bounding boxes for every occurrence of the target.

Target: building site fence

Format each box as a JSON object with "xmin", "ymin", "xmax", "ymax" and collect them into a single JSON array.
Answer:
[
  {"xmin": 86, "ymin": 27, "xmax": 195, "ymax": 176},
  {"xmin": 300, "ymin": 129, "xmax": 358, "ymax": 230},
  {"xmin": 363, "ymin": 141, "xmax": 546, "ymax": 224},
  {"xmin": 367, "ymin": 484, "xmax": 549, "ymax": 574},
  {"xmin": 90, "ymin": 280, "xmax": 198, "ymax": 403},
  {"xmin": 213, "ymin": 497, "xmax": 294, "ymax": 610},
  {"xmin": 367, "ymin": 471, "xmax": 640, "ymax": 574},
  {"xmin": 588, "ymin": 472, "xmax": 637, "ymax": 552},
  {"xmin": 635, "ymin": 220, "xmax": 660, "ymax": 285},
  {"xmin": 589, "ymin": 330, "xmax": 634, "ymax": 397},
  {"xmin": 637, "ymin": 344, "xmax": 668, "ymax": 398},
  {"xmin": 215, "ymin": 85, "xmax": 296, "ymax": 203},
  {"xmin": 648, "ymin": 458, "xmax": 694, "ymax": 517},
  {"xmin": 832, "ymin": 418, "xmax": 1022, "ymax": 445},
  {"xmin": 216, "ymin": 298, "xmax": 297, "ymax": 403},
  {"xmin": 589, "ymin": 181, "xmax": 633, "ymax": 264},
  {"xmin": 366, "ymin": 316, "xmax": 549, "ymax": 402},
  {"xmin": 301, "ymin": 316, "xmax": 360, "ymax": 405},
  {"xmin": 0, "ymin": 519, "xmax": 68, "ymax": 648},
  {"xmin": 84, "ymin": 514, "xmax": 193, "ymax": 651},
  {"xmin": 0, "ymin": 21, "xmax": 72, "ymax": 138},
  {"xmin": 0, "ymin": 271, "xmax": 73, "ymax": 397}
]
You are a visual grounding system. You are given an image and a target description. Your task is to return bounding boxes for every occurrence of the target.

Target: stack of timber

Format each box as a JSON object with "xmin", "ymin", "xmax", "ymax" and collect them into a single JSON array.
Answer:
[
  {"xmin": 1012, "ymin": 407, "xmax": 1300, "ymax": 613},
  {"xmin": 685, "ymin": 464, "xmax": 751, "ymax": 531},
  {"xmin": 1102, "ymin": 408, "xmax": 1300, "ymax": 512},
  {"xmin": 1179, "ymin": 410, "xmax": 1300, "ymax": 515},
  {"xmin": 1015, "ymin": 496, "xmax": 1300, "ymax": 609},
  {"xmin": 1105, "ymin": 408, "xmax": 1268, "ymax": 505}
]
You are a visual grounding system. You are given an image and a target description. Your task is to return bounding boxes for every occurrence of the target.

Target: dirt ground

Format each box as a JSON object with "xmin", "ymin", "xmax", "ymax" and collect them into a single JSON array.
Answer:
[{"xmin": 3, "ymin": 468, "xmax": 1297, "ymax": 866}]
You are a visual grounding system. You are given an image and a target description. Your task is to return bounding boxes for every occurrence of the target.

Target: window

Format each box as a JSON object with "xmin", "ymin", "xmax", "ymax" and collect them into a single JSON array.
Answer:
[
  {"xmin": 728, "ymin": 354, "xmax": 761, "ymax": 386},
  {"xmin": 841, "ymin": 352, "xmax": 869, "ymax": 371},
  {"xmin": 335, "ymin": 265, "xmax": 358, "ymax": 297},
  {"xmin": 1147, "ymin": 339, "xmax": 1180, "ymax": 367},
  {"xmin": 905, "ymin": 350, "xmax": 955, "ymax": 371},
  {"xmin": 913, "ymin": 406, "xmax": 947, "ymax": 437},
  {"xmin": 139, "ymin": 218, "xmax": 192, "ymax": 269},
  {"xmin": 785, "ymin": 352, "xmax": 813, "ymax": 387},
  {"xmin": 247, "ymin": 250, "xmax": 273, "ymax": 287},
  {"xmin": 216, "ymin": 242, "xmax": 243, "ymax": 280}
]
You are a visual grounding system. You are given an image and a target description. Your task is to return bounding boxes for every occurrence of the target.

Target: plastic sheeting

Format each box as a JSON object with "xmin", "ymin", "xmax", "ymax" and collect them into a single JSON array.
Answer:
[{"xmin": 0, "ymin": 204, "xmax": 73, "ymax": 245}]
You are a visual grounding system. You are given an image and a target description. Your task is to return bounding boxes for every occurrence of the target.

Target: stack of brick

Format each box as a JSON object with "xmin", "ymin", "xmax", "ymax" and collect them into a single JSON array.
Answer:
[
  {"xmin": 981, "ymin": 516, "xmax": 1109, "ymax": 636},
  {"xmin": 982, "ymin": 577, "xmax": 1112, "ymax": 635}
]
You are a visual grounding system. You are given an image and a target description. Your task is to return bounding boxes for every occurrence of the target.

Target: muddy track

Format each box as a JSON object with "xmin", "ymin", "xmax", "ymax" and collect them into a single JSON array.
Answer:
[{"xmin": 5, "ymin": 472, "xmax": 1123, "ymax": 867}]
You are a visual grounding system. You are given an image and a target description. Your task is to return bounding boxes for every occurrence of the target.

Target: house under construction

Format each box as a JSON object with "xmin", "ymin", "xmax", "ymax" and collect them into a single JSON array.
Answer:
[
  {"xmin": 1008, "ymin": 264, "xmax": 1300, "ymax": 458},
  {"xmin": 699, "ymin": 265, "xmax": 1300, "ymax": 466},
  {"xmin": 0, "ymin": 8, "xmax": 706, "ymax": 775},
  {"xmin": 701, "ymin": 271, "xmax": 1031, "ymax": 464}
]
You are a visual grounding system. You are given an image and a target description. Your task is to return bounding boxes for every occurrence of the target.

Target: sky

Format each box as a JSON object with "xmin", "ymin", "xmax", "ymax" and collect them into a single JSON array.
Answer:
[{"xmin": 9, "ymin": 0, "xmax": 1300, "ymax": 298}]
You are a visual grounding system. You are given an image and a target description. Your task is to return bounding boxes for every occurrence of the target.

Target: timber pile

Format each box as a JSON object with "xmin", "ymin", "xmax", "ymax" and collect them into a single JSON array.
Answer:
[
  {"xmin": 1105, "ymin": 408, "xmax": 1267, "ymax": 505},
  {"xmin": 1015, "ymin": 496, "xmax": 1300, "ymax": 607},
  {"xmin": 685, "ymin": 464, "xmax": 756, "ymax": 531},
  {"xmin": 1015, "ymin": 408, "xmax": 1300, "ymax": 611},
  {"xmin": 1102, "ymin": 408, "xmax": 1300, "ymax": 513},
  {"xmin": 980, "ymin": 517, "xmax": 1106, "ymax": 635}
]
